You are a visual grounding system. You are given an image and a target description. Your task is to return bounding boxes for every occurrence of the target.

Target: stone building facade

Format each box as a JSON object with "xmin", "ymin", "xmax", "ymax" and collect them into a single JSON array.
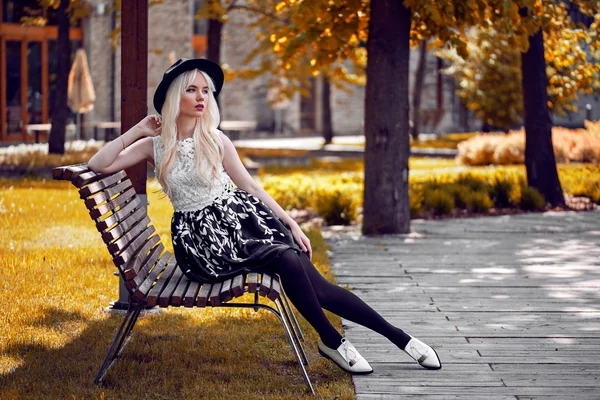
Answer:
[{"xmin": 82, "ymin": 0, "xmax": 599, "ymax": 138}]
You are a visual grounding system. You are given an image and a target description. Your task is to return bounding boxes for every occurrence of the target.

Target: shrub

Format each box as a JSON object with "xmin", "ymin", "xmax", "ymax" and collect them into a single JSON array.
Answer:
[
  {"xmin": 409, "ymin": 186, "xmax": 424, "ymax": 217},
  {"xmin": 455, "ymin": 174, "xmax": 491, "ymax": 193},
  {"xmin": 313, "ymin": 188, "xmax": 358, "ymax": 225},
  {"xmin": 446, "ymin": 184, "xmax": 472, "ymax": 208},
  {"xmin": 456, "ymin": 126, "xmax": 600, "ymax": 166},
  {"xmin": 456, "ymin": 133, "xmax": 503, "ymax": 165},
  {"xmin": 262, "ymin": 175, "xmax": 315, "ymax": 210},
  {"xmin": 520, "ymin": 187, "xmax": 546, "ymax": 210},
  {"xmin": 490, "ymin": 177, "xmax": 515, "ymax": 207},
  {"xmin": 423, "ymin": 189, "xmax": 455, "ymax": 215},
  {"xmin": 467, "ymin": 191, "xmax": 493, "ymax": 212},
  {"xmin": 568, "ymin": 180, "xmax": 600, "ymax": 203}
]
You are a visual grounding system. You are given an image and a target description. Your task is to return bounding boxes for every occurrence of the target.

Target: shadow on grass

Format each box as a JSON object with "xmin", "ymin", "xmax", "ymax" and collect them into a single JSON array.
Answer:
[{"xmin": 1, "ymin": 305, "xmax": 350, "ymax": 399}]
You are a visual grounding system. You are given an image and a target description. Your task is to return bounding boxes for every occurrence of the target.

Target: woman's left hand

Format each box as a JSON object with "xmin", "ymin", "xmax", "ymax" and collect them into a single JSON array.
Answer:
[{"xmin": 290, "ymin": 223, "xmax": 312, "ymax": 260}]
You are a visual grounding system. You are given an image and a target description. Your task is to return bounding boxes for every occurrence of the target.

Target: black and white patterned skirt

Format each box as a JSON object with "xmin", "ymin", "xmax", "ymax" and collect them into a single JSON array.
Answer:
[{"xmin": 171, "ymin": 188, "xmax": 303, "ymax": 283}]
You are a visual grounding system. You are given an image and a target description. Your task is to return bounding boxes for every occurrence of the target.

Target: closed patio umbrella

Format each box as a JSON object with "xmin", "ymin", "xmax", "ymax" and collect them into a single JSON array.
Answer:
[{"xmin": 68, "ymin": 48, "xmax": 96, "ymax": 139}]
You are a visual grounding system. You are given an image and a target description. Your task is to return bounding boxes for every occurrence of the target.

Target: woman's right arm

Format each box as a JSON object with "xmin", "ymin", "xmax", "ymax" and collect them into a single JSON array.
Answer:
[{"xmin": 87, "ymin": 116, "xmax": 161, "ymax": 174}]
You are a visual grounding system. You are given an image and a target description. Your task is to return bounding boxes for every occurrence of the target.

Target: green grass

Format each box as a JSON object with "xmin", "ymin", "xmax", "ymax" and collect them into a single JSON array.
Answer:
[{"xmin": 0, "ymin": 177, "xmax": 354, "ymax": 399}]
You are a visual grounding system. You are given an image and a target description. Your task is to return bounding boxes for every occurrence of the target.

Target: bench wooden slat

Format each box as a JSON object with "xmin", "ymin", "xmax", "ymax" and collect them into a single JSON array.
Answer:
[
  {"xmin": 132, "ymin": 252, "xmax": 171, "ymax": 301},
  {"xmin": 126, "ymin": 242, "xmax": 165, "ymax": 290},
  {"xmin": 85, "ymin": 179, "xmax": 133, "ymax": 209},
  {"xmin": 90, "ymin": 187, "xmax": 136, "ymax": 219},
  {"xmin": 146, "ymin": 258, "xmax": 178, "ymax": 307},
  {"xmin": 122, "ymin": 235, "xmax": 161, "ymax": 279},
  {"xmin": 73, "ymin": 170, "xmax": 106, "ymax": 188},
  {"xmin": 62, "ymin": 164, "xmax": 91, "ymax": 181},
  {"xmin": 102, "ymin": 213, "xmax": 149, "ymax": 244},
  {"xmin": 183, "ymin": 281, "xmax": 201, "ymax": 308},
  {"xmin": 158, "ymin": 266, "xmax": 184, "ymax": 308},
  {"xmin": 108, "ymin": 215, "xmax": 150, "ymax": 254},
  {"xmin": 96, "ymin": 197, "xmax": 142, "ymax": 232},
  {"xmin": 170, "ymin": 275, "xmax": 191, "ymax": 306},
  {"xmin": 220, "ymin": 278, "xmax": 233, "ymax": 303},
  {"xmin": 196, "ymin": 283, "xmax": 212, "ymax": 308},
  {"xmin": 231, "ymin": 274, "xmax": 244, "ymax": 298},
  {"xmin": 209, "ymin": 282, "xmax": 223, "ymax": 306},
  {"xmin": 259, "ymin": 273, "xmax": 272, "ymax": 297},
  {"xmin": 268, "ymin": 274, "xmax": 281, "ymax": 301},
  {"xmin": 79, "ymin": 170, "xmax": 127, "ymax": 196},
  {"xmin": 247, "ymin": 273, "xmax": 258, "ymax": 293},
  {"xmin": 114, "ymin": 225, "xmax": 156, "ymax": 267},
  {"xmin": 52, "ymin": 163, "xmax": 87, "ymax": 180}
]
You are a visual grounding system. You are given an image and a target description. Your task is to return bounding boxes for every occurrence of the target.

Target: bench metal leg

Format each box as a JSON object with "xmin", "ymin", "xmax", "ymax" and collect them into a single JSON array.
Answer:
[
  {"xmin": 277, "ymin": 296, "xmax": 308, "ymax": 366},
  {"xmin": 272, "ymin": 301, "xmax": 314, "ymax": 394},
  {"xmin": 218, "ymin": 302, "xmax": 315, "ymax": 395},
  {"xmin": 280, "ymin": 287, "xmax": 306, "ymax": 342},
  {"xmin": 94, "ymin": 302, "xmax": 144, "ymax": 386}
]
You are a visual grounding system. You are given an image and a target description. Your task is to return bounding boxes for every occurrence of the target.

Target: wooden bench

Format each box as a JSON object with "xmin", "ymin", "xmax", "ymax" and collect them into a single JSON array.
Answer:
[
  {"xmin": 92, "ymin": 121, "xmax": 121, "ymax": 142},
  {"xmin": 220, "ymin": 120, "xmax": 257, "ymax": 141},
  {"xmin": 52, "ymin": 163, "xmax": 314, "ymax": 394},
  {"xmin": 26, "ymin": 123, "xmax": 77, "ymax": 143}
]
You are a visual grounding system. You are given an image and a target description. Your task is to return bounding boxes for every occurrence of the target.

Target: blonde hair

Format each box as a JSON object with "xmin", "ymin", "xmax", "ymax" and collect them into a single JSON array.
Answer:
[{"xmin": 154, "ymin": 69, "xmax": 224, "ymax": 200}]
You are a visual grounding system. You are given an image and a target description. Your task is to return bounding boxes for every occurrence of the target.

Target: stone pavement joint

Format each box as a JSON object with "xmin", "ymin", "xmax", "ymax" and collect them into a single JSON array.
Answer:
[{"xmin": 325, "ymin": 210, "xmax": 600, "ymax": 399}]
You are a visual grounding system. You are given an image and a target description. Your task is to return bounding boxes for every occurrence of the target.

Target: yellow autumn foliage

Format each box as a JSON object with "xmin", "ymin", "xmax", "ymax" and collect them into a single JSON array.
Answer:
[{"xmin": 438, "ymin": 1, "xmax": 600, "ymax": 129}]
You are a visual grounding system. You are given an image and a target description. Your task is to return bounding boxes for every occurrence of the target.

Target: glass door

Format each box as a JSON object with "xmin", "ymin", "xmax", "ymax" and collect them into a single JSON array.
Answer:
[
  {"xmin": 5, "ymin": 39, "xmax": 23, "ymax": 138},
  {"xmin": 28, "ymin": 40, "xmax": 44, "ymax": 126}
]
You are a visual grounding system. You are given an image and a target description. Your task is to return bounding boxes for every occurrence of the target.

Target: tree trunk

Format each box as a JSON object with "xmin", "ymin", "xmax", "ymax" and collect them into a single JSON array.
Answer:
[
  {"xmin": 519, "ymin": 9, "xmax": 564, "ymax": 207},
  {"xmin": 207, "ymin": 12, "xmax": 223, "ymax": 110},
  {"xmin": 363, "ymin": 0, "xmax": 411, "ymax": 235},
  {"xmin": 322, "ymin": 76, "xmax": 333, "ymax": 144},
  {"xmin": 207, "ymin": 16, "xmax": 223, "ymax": 64},
  {"xmin": 48, "ymin": 0, "xmax": 70, "ymax": 155},
  {"xmin": 410, "ymin": 39, "xmax": 427, "ymax": 140}
]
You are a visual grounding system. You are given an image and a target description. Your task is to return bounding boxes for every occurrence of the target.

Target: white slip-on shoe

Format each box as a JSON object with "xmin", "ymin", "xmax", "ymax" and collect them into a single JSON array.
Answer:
[
  {"xmin": 403, "ymin": 335, "xmax": 442, "ymax": 370},
  {"xmin": 318, "ymin": 338, "xmax": 373, "ymax": 375}
]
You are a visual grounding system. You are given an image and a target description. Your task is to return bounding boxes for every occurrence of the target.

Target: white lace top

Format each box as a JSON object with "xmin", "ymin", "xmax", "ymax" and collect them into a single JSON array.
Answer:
[{"xmin": 152, "ymin": 135, "xmax": 235, "ymax": 212}]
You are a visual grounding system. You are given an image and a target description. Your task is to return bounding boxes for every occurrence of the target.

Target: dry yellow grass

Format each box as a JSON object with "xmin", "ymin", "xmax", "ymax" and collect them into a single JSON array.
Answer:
[
  {"xmin": 457, "ymin": 123, "xmax": 600, "ymax": 165},
  {"xmin": 0, "ymin": 177, "xmax": 354, "ymax": 399}
]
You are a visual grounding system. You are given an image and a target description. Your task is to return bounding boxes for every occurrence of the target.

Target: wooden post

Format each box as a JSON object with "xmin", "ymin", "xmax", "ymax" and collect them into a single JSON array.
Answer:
[
  {"xmin": 0, "ymin": 38, "xmax": 6, "ymax": 141},
  {"xmin": 121, "ymin": 0, "xmax": 148, "ymax": 193},
  {"xmin": 111, "ymin": 0, "xmax": 149, "ymax": 310}
]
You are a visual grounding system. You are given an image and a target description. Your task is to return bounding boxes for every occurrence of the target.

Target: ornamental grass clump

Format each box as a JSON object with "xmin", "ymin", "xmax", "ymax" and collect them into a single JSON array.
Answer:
[
  {"xmin": 490, "ymin": 176, "xmax": 515, "ymax": 207},
  {"xmin": 261, "ymin": 174, "xmax": 315, "ymax": 210},
  {"xmin": 313, "ymin": 188, "xmax": 358, "ymax": 225},
  {"xmin": 423, "ymin": 189, "xmax": 455, "ymax": 215},
  {"xmin": 567, "ymin": 179, "xmax": 600, "ymax": 203},
  {"xmin": 456, "ymin": 124, "xmax": 600, "ymax": 166},
  {"xmin": 519, "ymin": 186, "xmax": 546, "ymax": 210},
  {"xmin": 447, "ymin": 184, "xmax": 472, "ymax": 209},
  {"xmin": 454, "ymin": 174, "xmax": 491, "ymax": 193},
  {"xmin": 409, "ymin": 187, "xmax": 424, "ymax": 217},
  {"xmin": 467, "ymin": 191, "xmax": 493, "ymax": 212}
]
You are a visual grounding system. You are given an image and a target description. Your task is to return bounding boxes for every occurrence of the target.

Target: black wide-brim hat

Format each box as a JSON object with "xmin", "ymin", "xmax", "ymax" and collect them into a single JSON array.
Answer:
[{"xmin": 153, "ymin": 58, "xmax": 224, "ymax": 114}]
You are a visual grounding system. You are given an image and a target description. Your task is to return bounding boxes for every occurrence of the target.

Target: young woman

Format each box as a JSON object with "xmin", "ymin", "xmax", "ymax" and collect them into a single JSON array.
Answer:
[{"xmin": 87, "ymin": 58, "xmax": 442, "ymax": 375}]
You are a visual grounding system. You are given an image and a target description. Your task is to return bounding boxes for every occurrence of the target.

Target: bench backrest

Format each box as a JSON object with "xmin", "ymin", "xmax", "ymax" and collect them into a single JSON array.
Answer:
[{"xmin": 52, "ymin": 163, "xmax": 170, "ymax": 293}]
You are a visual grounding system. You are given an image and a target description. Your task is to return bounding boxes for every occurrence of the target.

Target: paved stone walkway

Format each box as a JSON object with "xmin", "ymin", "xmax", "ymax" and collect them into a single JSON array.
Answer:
[
  {"xmin": 233, "ymin": 135, "xmax": 457, "ymax": 158},
  {"xmin": 326, "ymin": 211, "xmax": 600, "ymax": 399}
]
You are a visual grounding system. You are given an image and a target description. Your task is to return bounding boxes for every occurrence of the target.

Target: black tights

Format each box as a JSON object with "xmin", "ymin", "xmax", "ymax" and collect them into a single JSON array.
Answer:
[{"xmin": 267, "ymin": 249, "xmax": 411, "ymax": 350}]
